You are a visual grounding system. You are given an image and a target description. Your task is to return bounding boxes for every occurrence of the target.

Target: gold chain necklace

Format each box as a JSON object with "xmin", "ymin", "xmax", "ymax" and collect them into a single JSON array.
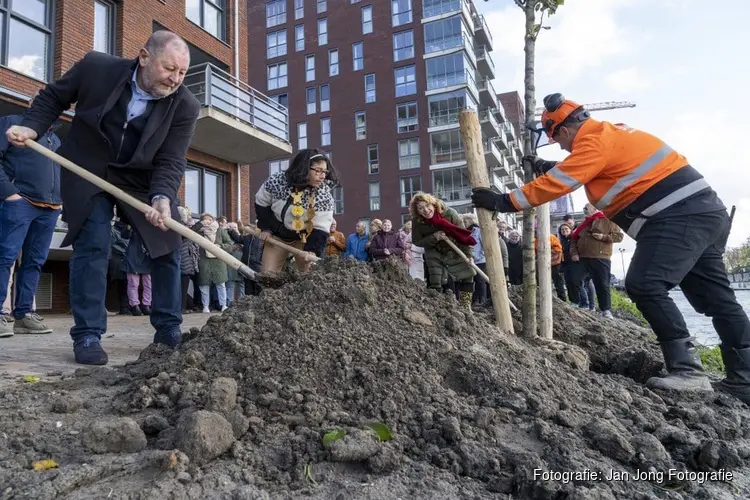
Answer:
[{"xmin": 290, "ymin": 190, "xmax": 316, "ymax": 243}]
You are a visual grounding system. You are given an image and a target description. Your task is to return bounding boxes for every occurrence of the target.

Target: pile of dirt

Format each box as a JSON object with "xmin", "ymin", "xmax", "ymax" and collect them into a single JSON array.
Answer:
[{"xmin": 1, "ymin": 258, "xmax": 750, "ymax": 500}]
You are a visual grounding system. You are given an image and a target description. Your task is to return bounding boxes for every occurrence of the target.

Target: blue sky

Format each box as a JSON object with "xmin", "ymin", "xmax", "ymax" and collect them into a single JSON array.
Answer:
[{"xmin": 475, "ymin": 0, "xmax": 749, "ymax": 277}]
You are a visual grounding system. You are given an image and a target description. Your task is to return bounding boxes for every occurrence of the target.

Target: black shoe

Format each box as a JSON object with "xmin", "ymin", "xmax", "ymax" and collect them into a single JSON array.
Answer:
[
  {"xmin": 118, "ymin": 308, "xmax": 130, "ymax": 315},
  {"xmin": 140, "ymin": 305, "xmax": 152, "ymax": 315},
  {"xmin": 74, "ymin": 336, "xmax": 108, "ymax": 365},
  {"xmin": 646, "ymin": 337, "xmax": 713, "ymax": 392},
  {"xmin": 130, "ymin": 305, "xmax": 142, "ymax": 316},
  {"xmin": 154, "ymin": 329, "xmax": 181, "ymax": 348},
  {"xmin": 715, "ymin": 345, "xmax": 750, "ymax": 405}
]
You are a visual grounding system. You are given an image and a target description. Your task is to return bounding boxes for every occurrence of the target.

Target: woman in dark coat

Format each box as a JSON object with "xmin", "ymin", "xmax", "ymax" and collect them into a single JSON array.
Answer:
[{"xmin": 368, "ymin": 219, "xmax": 405, "ymax": 262}]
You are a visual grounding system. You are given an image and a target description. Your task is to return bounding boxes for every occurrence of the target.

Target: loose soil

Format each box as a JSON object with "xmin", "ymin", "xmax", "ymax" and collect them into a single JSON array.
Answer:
[{"xmin": 1, "ymin": 258, "xmax": 749, "ymax": 499}]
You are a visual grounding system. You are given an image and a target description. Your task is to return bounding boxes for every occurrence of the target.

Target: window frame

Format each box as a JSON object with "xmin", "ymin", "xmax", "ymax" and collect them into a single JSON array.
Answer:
[
  {"xmin": 306, "ymin": 87, "xmax": 317, "ymax": 115},
  {"xmin": 268, "ymin": 158, "xmax": 290, "ymax": 176},
  {"xmin": 297, "ymin": 122, "xmax": 308, "ymax": 150},
  {"xmin": 367, "ymin": 144, "xmax": 379, "ymax": 174},
  {"xmin": 317, "ymin": 0, "xmax": 327, "ymax": 14},
  {"xmin": 267, "ymin": 61, "xmax": 288, "ymax": 90},
  {"xmin": 305, "ymin": 54, "xmax": 315, "ymax": 82},
  {"xmin": 265, "ymin": 0, "xmax": 286, "ymax": 28},
  {"xmin": 184, "ymin": 163, "xmax": 227, "ymax": 218},
  {"xmin": 333, "ymin": 186, "xmax": 344, "ymax": 214},
  {"xmin": 321, "ymin": 117, "xmax": 331, "ymax": 146},
  {"xmin": 266, "ymin": 28, "xmax": 287, "ymax": 59},
  {"xmin": 393, "ymin": 29, "xmax": 414, "ymax": 62},
  {"xmin": 0, "ymin": 0, "xmax": 55, "ymax": 82},
  {"xmin": 394, "ymin": 64, "xmax": 417, "ymax": 97},
  {"xmin": 317, "ymin": 17, "xmax": 327, "ymax": 46},
  {"xmin": 186, "ymin": 0, "xmax": 227, "ymax": 41},
  {"xmin": 361, "ymin": 5, "xmax": 372, "ymax": 34},
  {"xmin": 320, "ymin": 83, "xmax": 330, "ymax": 112},
  {"xmin": 396, "ymin": 101, "xmax": 418, "ymax": 133},
  {"xmin": 355, "ymin": 111, "xmax": 366, "ymax": 140},
  {"xmin": 93, "ymin": 0, "xmax": 116, "ymax": 55},
  {"xmin": 294, "ymin": 0, "xmax": 304, "ymax": 19},
  {"xmin": 391, "ymin": 0, "xmax": 412, "ymax": 27},
  {"xmin": 364, "ymin": 73, "xmax": 376, "ymax": 103},
  {"xmin": 328, "ymin": 48, "xmax": 339, "ymax": 76},
  {"xmin": 368, "ymin": 181, "xmax": 381, "ymax": 211},
  {"xmin": 400, "ymin": 174, "xmax": 422, "ymax": 208},
  {"xmin": 398, "ymin": 138, "xmax": 420, "ymax": 170},
  {"xmin": 295, "ymin": 24, "xmax": 304, "ymax": 51},
  {"xmin": 352, "ymin": 41, "xmax": 363, "ymax": 71}
]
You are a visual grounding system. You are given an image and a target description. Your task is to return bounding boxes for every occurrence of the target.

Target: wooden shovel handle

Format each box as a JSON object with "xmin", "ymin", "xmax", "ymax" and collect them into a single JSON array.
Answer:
[{"xmin": 240, "ymin": 223, "xmax": 322, "ymax": 263}]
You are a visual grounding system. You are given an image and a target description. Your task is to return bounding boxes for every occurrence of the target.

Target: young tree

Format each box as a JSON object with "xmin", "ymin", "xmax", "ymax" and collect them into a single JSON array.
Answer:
[{"xmin": 500, "ymin": 0, "xmax": 563, "ymax": 338}]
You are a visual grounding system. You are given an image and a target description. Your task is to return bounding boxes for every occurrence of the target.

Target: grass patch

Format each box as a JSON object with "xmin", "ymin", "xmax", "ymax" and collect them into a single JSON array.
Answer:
[
  {"xmin": 697, "ymin": 345, "xmax": 725, "ymax": 374},
  {"xmin": 610, "ymin": 289, "xmax": 648, "ymax": 326}
]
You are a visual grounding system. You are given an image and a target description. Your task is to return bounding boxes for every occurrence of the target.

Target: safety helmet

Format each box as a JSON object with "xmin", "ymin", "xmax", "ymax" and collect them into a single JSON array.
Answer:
[{"xmin": 540, "ymin": 93, "xmax": 589, "ymax": 139}]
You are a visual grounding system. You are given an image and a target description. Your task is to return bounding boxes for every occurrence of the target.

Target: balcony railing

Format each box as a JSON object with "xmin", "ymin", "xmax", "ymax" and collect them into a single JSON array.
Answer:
[
  {"xmin": 477, "ymin": 77, "xmax": 498, "ymax": 105},
  {"xmin": 427, "ymin": 68, "xmax": 477, "ymax": 93},
  {"xmin": 184, "ymin": 63, "xmax": 290, "ymax": 143},
  {"xmin": 425, "ymin": 32, "xmax": 474, "ymax": 55},
  {"xmin": 473, "ymin": 14, "xmax": 493, "ymax": 48},
  {"xmin": 431, "ymin": 147, "xmax": 466, "ymax": 165},
  {"xmin": 475, "ymin": 45, "xmax": 495, "ymax": 74},
  {"xmin": 423, "ymin": 0, "xmax": 468, "ymax": 19},
  {"xmin": 479, "ymin": 107, "xmax": 499, "ymax": 128}
]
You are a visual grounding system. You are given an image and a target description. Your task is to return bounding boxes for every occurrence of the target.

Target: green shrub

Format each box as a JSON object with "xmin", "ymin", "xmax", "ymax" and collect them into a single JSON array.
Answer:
[
  {"xmin": 610, "ymin": 289, "xmax": 647, "ymax": 326},
  {"xmin": 697, "ymin": 345, "xmax": 725, "ymax": 374}
]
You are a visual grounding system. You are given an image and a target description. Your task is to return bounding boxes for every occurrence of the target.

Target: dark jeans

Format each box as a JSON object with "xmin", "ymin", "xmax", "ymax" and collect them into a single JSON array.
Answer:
[
  {"xmin": 581, "ymin": 258, "xmax": 612, "ymax": 311},
  {"xmin": 69, "ymin": 195, "xmax": 181, "ymax": 343},
  {"xmin": 181, "ymin": 274, "xmax": 192, "ymax": 311},
  {"xmin": 551, "ymin": 264, "xmax": 567, "ymax": 300},
  {"xmin": 625, "ymin": 210, "xmax": 750, "ymax": 347},
  {"xmin": 473, "ymin": 262, "xmax": 488, "ymax": 304},
  {"xmin": 580, "ymin": 277, "xmax": 596, "ymax": 309},
  {"xmin": 0, "ymin": 197, "xmax": 60, "ymax": 318},
  {"xmin": 562, "ymin": 263, "xmax": 582, "ymax": 303}
]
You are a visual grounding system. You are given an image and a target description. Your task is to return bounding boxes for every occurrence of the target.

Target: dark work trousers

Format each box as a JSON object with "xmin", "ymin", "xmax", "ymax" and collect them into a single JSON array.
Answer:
[
  {"xmin": 473, "ymin": 262, "xmax": 488, "ymax": 304},
  {"xmin": 626, "ymin": 210, "xmax": 750, "ymax": 347},
  {"xmin": 69, "ymin": 195, "xmax": 181, "ymax": 344},
  {"xmin": 581, "ymin": 258, "xmax": 612, "ymax": 311},
  {"xmin": 562, "ymin": 262, "xmax": 582, "ymax": 303},
  {"xmin": 551, "ymin": 264, "xmax": 567, "ymax": 300},
  {"xmin": 181, "ymin": 274, "xmax": 191, "ymax": 311}
]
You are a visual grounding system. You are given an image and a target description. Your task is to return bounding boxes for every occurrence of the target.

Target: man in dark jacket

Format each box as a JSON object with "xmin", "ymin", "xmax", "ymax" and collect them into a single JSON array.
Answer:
[
  {"xmin": 5, "ymin": 30, "xmax": 200, "ymax": 365},
  {"xmin": 0, "ymin": 111, "xmax": 62, "ymax": 337}
]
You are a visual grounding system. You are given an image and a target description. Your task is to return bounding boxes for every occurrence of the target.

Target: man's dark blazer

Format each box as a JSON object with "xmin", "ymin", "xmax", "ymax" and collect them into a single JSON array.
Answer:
[{"xmin": 22, "ymin": 51, "xmax": 200, "ymax": 258}]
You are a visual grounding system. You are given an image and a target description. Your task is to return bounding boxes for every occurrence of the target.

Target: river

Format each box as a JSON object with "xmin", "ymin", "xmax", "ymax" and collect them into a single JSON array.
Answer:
[{"xmin": 670, "ymin": 290, "xmax": 750, "ymax": 346}]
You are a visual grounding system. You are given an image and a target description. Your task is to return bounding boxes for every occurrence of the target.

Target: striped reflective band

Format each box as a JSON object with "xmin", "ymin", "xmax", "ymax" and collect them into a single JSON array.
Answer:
[
  {"xmin": 546, "ymin": 165, "xmax": 583, "ymax": 190},
  {"xmin": 596, "ymin": 144, "xmax": 674, "ymax": 210},
  {"xmin": 626, "ymin": 178, "xmax": 711, "ymax": 239},
  {"xmin": 511, "ymin": 188, "xmax": 531, "ymax": 209}
]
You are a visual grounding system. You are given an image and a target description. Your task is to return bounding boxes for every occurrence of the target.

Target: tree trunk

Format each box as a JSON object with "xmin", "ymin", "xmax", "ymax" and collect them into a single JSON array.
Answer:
[
  {"xmin": 520, "ymin": 0, "xmax": 537, "ymax": 338},
  {"xmin": 459, "ymin": 110, "xmax": 514, "ymax": 333}
]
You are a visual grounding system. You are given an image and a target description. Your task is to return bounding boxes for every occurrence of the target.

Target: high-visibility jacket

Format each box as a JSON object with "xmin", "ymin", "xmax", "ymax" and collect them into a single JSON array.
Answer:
[
  {"xmin": 508, "ymin": 119, "xmax": 723, "ymax": 239},
  {"xmin": 535, "ymin": 234, "xmax": 563, "ymax": 266}
]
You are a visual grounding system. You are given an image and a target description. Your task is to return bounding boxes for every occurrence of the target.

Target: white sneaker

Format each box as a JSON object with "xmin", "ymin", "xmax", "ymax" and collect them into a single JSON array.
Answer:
[
  {"xmin": 221, "ymin": 305, "xmax": 228, "ymax": 312},
  {"xmin": 601, "ymin": 310, "xmax": 614, "ymax": 319},
  {"xmin": 202, "ymin": 307, "xmax": 210, "ymax": 313},
  {"xmin": 0, "ymin": 315, "xmax": 14, "ymax": 338}
]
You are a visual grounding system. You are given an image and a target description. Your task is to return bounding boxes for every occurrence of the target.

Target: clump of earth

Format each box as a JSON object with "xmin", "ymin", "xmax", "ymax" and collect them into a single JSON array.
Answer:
[{"xmin": 1, "ymin": 258, "xmax": 749, "ymax": 500}]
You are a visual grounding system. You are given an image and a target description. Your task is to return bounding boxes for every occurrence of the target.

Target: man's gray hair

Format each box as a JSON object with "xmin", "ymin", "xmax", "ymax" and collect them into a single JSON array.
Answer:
[{"xmin": 145, "ymin": 30, "xmax": 189, "ymax": 57}]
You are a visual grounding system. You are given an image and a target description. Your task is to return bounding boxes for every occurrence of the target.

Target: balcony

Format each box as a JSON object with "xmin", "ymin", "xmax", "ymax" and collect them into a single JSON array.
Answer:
[
  {"xmin": 477, "ymin": 78, "xmax": 499, "ymax": 108},
  {"xmin": 473, "ymin": 14, "xmax": 493, "ymax": 50},
  {"xmin": 423, "ymin": 0, "xmax": 472, "ymax": 22},
  {"xmin": 475, "ymin": 45, "xmax": 495, "ymax": 80},
  {"xmin": 425, "ymin": 33, "xmax": 474, "ymax": 57},
  {"xmin": 493, "ymin": 103, "xmax": 507, "ymax": 123},
  {"xmin": 505, "ymin": 171, "xmax": 523, "ymax": 189},
  {"xmin": 484, "ymin": 139, "xmax": 508, "ymax": 175},
  {"xmin": 184, "ymin": 63, "xmax": 292, "ymax": 164},
  {"xmin": 492, "ymin": 173, "xmax": 507, "ymax": 193},
  {"xmin": 430, "ymin": 147, "xmax": 466, "ymax": 166},
  {"xmin": 478, "ymin": 107, "xmax": 500, "ymax": 138},
  {"xmin": 433, "ymin": 166, "xmax": 472, "ymax": 205},
  {"xmin": 427, "ymin": 68, "xmax": 477, "ymax": 98},
  {"xmin": 501, "ymin": 121, "xmax": 516, "ymax": 142},
  {"xmin": 505, "ymin": 147, "xmax": 518, "ymax": 166},
  {"xmin": 513, "ymin": 136, "xmax": 524, "ymax": 156}
]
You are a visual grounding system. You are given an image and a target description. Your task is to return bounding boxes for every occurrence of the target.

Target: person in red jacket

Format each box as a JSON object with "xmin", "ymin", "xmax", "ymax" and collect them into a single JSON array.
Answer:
[{"xmin": 471, "ymin": 93, "xmax": 750, "ymax": 403}]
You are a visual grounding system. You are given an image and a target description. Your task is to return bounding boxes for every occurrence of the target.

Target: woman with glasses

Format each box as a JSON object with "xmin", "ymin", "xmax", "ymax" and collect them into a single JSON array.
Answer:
[{"xmin": 254, "ymin": 148, "xmax": 339, "ymax": 273}]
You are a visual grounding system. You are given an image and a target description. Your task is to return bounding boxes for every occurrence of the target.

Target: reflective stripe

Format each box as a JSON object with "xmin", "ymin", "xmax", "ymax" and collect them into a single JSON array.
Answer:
[
  {"xmin": 546, "ymin": 165, "xmax": 583, "ymax": 190},
  {"xmin": 512, "ymin": 189, "xmax": 531, "ymax": 209},
  {"xmin": 596, "ymin": 144, "xmax": 674, "ymax": 210},
  {"xmin": 626, "ymin": 178, "xmax": 711, "ymax": 239}
]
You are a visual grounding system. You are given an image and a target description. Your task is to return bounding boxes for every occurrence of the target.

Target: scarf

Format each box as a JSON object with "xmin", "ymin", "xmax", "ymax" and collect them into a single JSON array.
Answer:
[
  {"xmin": 201, "ymin": 220, "xmax": 219, "ymax": 258},
  {"xmin": 425, "ymin": 211, "xmax": 477, "ymax": 246},
  {"xmin": 572, "ymin": 211, "xmax": 605, "ymax": 241}
]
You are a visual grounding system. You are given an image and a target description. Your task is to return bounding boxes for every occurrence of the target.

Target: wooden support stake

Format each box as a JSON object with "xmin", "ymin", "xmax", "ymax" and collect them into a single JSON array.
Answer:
[
  {"xmin": 458, "ymin": 110, "xmax": 514, "ymax": 333},
  {"xmin": 537, "ymin": 203, "xmax": 554, "ymax": 339}
]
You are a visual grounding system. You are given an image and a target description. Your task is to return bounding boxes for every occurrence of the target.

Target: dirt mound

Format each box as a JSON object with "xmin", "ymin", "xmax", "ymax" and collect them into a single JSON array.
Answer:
[{"xmin": 1, "ymin": 258, "xmax": 750, "ymax": 499}]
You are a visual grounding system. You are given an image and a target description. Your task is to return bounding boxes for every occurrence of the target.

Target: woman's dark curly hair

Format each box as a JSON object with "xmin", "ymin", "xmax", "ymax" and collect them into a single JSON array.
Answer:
[{"xmin": 285, "ymin": 148, "xmax": 340, "ymax": 188}]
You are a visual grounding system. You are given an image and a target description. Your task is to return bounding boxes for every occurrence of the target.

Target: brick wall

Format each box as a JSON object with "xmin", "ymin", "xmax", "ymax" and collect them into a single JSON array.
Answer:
[{"xmin": 498, "ymin": 91, "xmax": 525, "ymax": 136}]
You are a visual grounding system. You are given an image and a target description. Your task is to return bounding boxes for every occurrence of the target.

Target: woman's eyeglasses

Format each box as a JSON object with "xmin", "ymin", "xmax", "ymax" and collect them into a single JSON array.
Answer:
[{"xmin": 310, "ymin": 167, "xmax": 328, "ymax": 176}]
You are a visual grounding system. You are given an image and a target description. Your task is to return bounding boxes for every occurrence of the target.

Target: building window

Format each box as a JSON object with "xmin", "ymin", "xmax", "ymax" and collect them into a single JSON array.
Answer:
[
  {"xmin": 320, "ymin": 84, "xmax": 330, "ymax": 112},
  {"xmin": 426, "ymin": 52, "xmax": 470, "ymax": 91},
  {"xmin": 298, "ymin": 122, "xmax": 308, "ymax": 150},
  {"xmin": 93, "ymin": 1, "xmax": 115, "ymax": 54},
  {"xmin": 364, "ymin": 73, "xmax": 376, "ymax": 103},
  {"xmin": 305, "ymin": 55, "xmax": 315, "ymax": 82},
  {"xmin": 294, "ymin": 0, "xmax": 304, "ymax": 19},
  {"xmin": 267, "ymin": 62, "xmax": 288, "ymax": 90},
  {"xmin": 1, "ymin": 0, "xmax": 53, "ymax": 81},
  {"xmin": 428, "ymin": 89, "xmax": 473, "ymax": 127},
  {"xmin": 398, "ymin": 138, "xmax": 420, "ymax": 170},
  {"xmin": 369, "ymin": 182, "xmax": 380, "ymax": 211},
  {"xmin": 328, "ymin": 49, "xmax": 339, "ymax": 76},
  {"xmin": 393, "ymin": 30, "xmax": 414, "ymax": 62},
  {"xmin": 184, "ymin": 165, "xmax": 226, "ymax": 217},
  {"xmin": 394, "ymin": 65, "xmax": 416, "ymax": 97},
  {"xmin": 355, "ymin": 111, "xmax": 366, "ymax": 140},
  {"xmin": 401, "ymin": 213, "xmax": 411, "ymax": 226},
  {"xmin": 270, "ymin": 93, "xmax": 289, "ymax": 109},
  {"xmin": 186, "ymin": 0, "xmax": 226, "ymax": 40},
  {"xmin": 295, "ymin": 24, "xmax": 304, "ymax": 51},
  {"xmin": 352, "ymin": 42, "xmax": 363, "ymax": 71},
  {"xmin": 321, "ymin": 118, "xmax": 331, "ymax": 146},
  {"xmin": 333, "ymin": 186, "xmax": 344, "ymax": 214},
  {"xmin": 400, "ymin": 175, "xmax": 422, "ymax": 207},
  {"xmin": 317, "ymin": 0, "xmax": 327, "ymax": 13},
  {"xmin": 306, "ymin": 87, "xmax": 317, "ymax": 115},
  {"xmin": 433, "ymin": 166, "xmax": 472, "ymax": 203},
  {"xmin": 392, "ymin": 0, "xmax": 412, "ymax": 27},
  {"xmin": 269, "ymin": 158, "xmax": 290, "ymax": 176},
  {"xmin": 266, "ymin": 0, "xmax": 286, "ymax": 28},
  {"xmin": 267, "ymin": 29, "xmax": 287, "ymax": 59},
  {"xmin": 430, "ymin": 129, "xmax": 465, "ymax": 164},
  {"xmin": 397, "ymin": 101, "xmax": 418, "ymax": 133},
  {"xmin": 367, "ymin": 144, "xmax": 379, "ymax": 174},
  {"xmin": 424, "ymin": 16, "xmax": 465, "ymax": 54},
  {"xmin": 318, "ymin": 18, "xmax": 327, "ymax": 46},
  {"xmin": 362, "ymin": 5, "xmax": 373, "ymax": 34}
]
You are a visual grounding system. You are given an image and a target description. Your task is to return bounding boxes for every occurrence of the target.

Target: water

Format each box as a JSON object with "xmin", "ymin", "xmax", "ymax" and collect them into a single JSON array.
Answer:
[{"xmin": 669, "ymin": 290, "xmax": 750, "ymax": 346}]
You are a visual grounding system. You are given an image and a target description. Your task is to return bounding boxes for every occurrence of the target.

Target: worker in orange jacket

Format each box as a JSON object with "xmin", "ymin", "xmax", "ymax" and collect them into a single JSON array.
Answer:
[{"xmin": 471, "ymin": 93, "xmax": 750, "ymax": 402}]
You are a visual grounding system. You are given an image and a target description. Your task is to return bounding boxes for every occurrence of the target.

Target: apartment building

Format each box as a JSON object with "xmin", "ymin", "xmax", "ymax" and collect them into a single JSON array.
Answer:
[
  {"xmin": 0, "ymin": 0, "xmax": 291, "ymax": 313},
  {"xmin": 247, "ymin": 0, "xmax": 525, "ymax": 233}
]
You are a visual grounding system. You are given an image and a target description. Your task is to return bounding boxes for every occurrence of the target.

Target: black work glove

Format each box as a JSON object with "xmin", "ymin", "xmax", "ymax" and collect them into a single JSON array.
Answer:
[
  {"xmin": 471, "ymin": 188, "xmax": 517, "ymax": 213},
  {"xmin": 522, "ymin": 155, "xmax": 557, "ymax": 176}
]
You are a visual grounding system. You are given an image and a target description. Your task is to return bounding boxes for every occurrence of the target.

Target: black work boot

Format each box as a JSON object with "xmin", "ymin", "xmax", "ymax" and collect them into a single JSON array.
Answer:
[
  {"xmin": 646, "ymin": 338, "xmax": 713, "ymax": 392},
  {"xmin": 715, "ymin": 345, "xmax": 750, "ymax": 405}
]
